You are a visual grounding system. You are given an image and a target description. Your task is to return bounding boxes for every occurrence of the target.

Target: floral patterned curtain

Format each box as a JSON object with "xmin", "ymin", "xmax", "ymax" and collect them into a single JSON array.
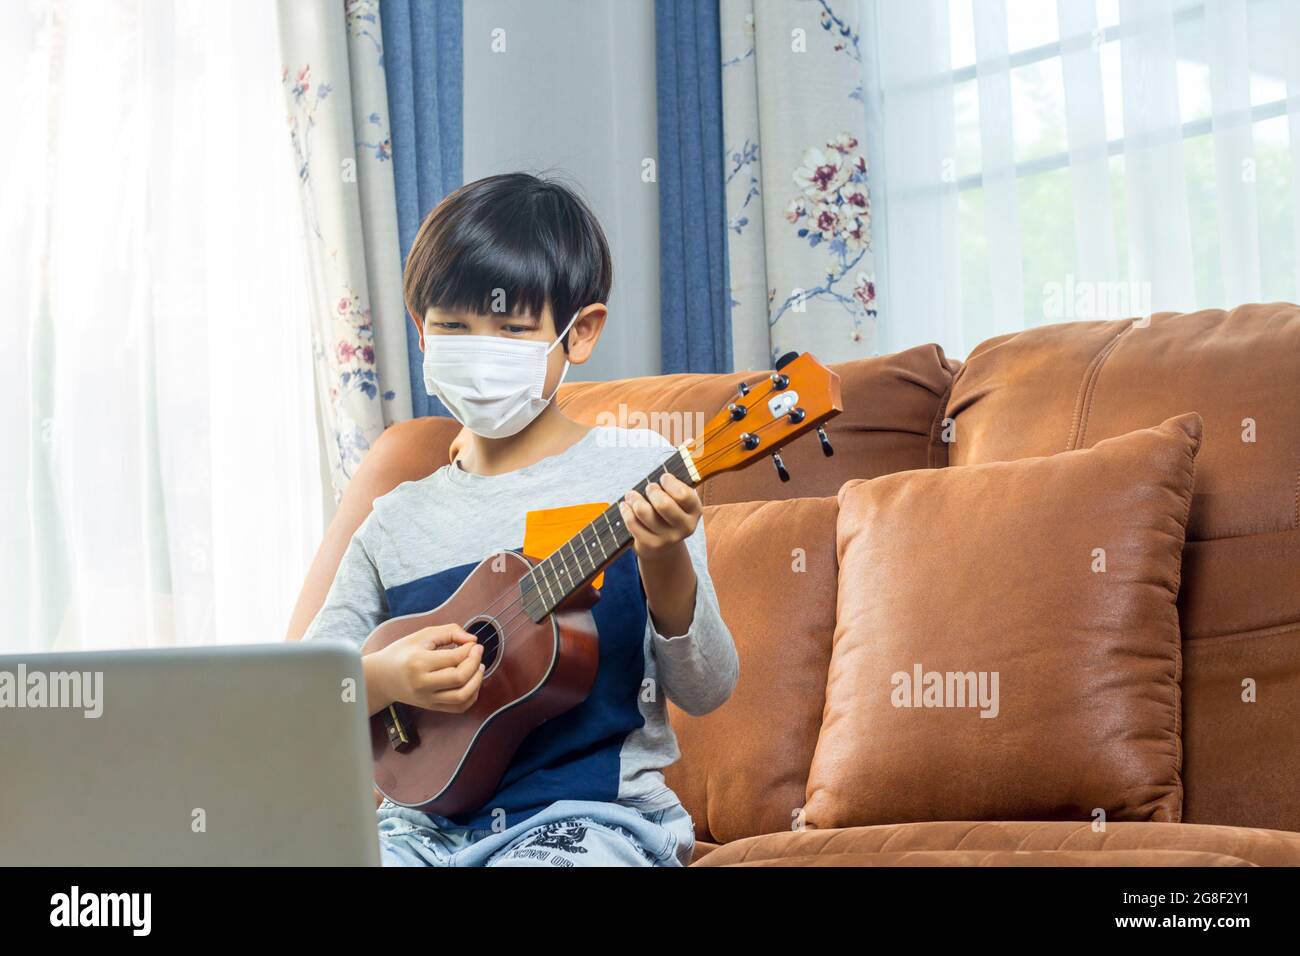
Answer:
[
  {"xmin": 277, "ymin": 0, "xmax": 412, "ymax": 499},
  {"xmin": 721, "ymin": 0, "xmax": 877, "ymax": 368}
]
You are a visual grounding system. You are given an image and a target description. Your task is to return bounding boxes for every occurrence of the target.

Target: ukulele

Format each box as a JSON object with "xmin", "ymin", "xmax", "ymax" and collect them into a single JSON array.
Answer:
[{"xmin": 361, "ymin": 351, "xmax": 842, "ymax": 816}]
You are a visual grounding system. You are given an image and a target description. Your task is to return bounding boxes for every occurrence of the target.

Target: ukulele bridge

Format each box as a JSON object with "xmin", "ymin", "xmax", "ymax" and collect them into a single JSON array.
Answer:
[{"xmin": 383, "ymin": 703, "xmax": 419, "ymax": 752}]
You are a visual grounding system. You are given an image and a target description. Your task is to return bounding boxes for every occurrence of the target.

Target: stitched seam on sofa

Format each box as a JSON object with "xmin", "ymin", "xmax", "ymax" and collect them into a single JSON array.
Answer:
[
  {"xmin": 1168, "ymin": 425, "xmax": 1200, "ymax": 823},
  {"xmin": 1067, "ymin": 321, "xmax": 1131, "ymax": 451},
  {"xmin": 1057, "ymin": 822, "xmax": 1096, "ymax": 851},
  {"xmin": 1186, "ymin": 520, "xmax": 1300, "ymax": 543},
  {"xmin": 1016, "ymin": 822, "xmax": 1067, "ymax": 852},
  {"xmin": 950, "ymin": 825, "xmax": 978, "ymax": 852},
  {"xmin": 824, "ymin": 829, "xmax": 870, "ymax": 856},
  {"xmin": 1065, "ymin": 335, "xmax": 1115, "ymax": 451},
  {"xmin": 1185, "ymin": 619, "xmax": 1300, "ymax": 645}
]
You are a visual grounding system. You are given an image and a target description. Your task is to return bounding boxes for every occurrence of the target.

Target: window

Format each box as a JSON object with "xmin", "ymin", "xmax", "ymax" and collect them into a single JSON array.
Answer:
[{"xmin": 863, "ymin": 0, "xmax": 1300, "ymax": 358}]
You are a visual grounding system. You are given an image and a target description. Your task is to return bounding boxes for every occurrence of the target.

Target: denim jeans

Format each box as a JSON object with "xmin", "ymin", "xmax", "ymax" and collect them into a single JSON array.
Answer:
[{"xmin": 376, "ymin": 795, "xmax": 696, "ymax": 867}]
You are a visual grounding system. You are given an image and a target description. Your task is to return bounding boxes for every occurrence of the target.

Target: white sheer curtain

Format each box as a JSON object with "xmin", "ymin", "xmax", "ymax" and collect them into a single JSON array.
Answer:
[
  {"xmin": 861, "ymin": 0, "xmax": 1300, "ymax": 359},
  {"xmin": 0, "ymin": 0, "xmax": 324, "ymax": 653}
]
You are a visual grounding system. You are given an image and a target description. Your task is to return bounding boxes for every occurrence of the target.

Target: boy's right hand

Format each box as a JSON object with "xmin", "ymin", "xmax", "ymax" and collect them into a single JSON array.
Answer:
[{"xmin": 366, "ymin": 624, "xmax": 485, "ymax": 715}]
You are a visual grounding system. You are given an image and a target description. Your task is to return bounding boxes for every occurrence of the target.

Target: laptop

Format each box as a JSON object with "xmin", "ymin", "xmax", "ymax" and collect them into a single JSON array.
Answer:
[{"xmin": 0, "ymin": 641, "xmax": 380, "ymax": 865}]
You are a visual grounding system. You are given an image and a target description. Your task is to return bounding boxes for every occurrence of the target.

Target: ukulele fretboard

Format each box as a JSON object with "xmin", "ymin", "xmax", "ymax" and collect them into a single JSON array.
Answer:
[{"xmin": 519, "ymin": 447, "xmax": 698, "ymax": 621}]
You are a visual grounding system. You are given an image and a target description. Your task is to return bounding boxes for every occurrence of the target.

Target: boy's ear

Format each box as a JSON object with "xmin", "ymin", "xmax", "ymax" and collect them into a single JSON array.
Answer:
[{"xmin": 564, "ymin": 304, "xmax": 607, "ymax": 365}]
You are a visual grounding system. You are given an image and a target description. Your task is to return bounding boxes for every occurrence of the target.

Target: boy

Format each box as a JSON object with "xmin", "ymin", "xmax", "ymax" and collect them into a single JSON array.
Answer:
[{"xmin": 303, "ymin": 172, "xmax": 740, "ymax": 867}]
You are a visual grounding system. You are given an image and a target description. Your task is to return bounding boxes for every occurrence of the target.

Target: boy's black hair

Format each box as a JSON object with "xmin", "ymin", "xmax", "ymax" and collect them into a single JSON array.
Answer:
[{"xmin": 403, "ymin": 172, "xmax": 613, "ymax": 352}]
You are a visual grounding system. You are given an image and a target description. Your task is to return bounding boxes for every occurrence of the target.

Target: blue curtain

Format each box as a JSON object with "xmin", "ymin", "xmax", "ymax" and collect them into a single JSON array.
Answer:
[
  {"xmin": 655, "ymin": 0, "xmax": 733, "ymax": 374},
  {"xmin": 381, "ymin": 0, "xmax": 464, "ymax": 417}
]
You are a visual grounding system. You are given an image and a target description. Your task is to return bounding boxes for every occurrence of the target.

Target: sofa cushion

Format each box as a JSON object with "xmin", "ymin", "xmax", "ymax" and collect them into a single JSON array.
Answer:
[
  {"xmin": 944, "ymin": 305, "xmax": 1300, "ymax": 833},
  {"xmin": 703, "ymin": 849, "xmax": 1254, "ymax": 867},
  {"xmin": 693, "ymin": 820, "xmax": 1300, "ymax": 866},
  {"xmin": 805, "ymin": 415, "xmax": 1203, "ymax": 829},
  {"xmin": 668, "ymin": 495, "xmax": 840, "ymax": 846},
  {"xmin": 556, "ymin": 344, "xmax": 959, "ymax": 505}
]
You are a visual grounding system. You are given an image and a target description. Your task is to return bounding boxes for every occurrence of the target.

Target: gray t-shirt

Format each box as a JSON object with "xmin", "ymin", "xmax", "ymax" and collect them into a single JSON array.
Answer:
[{"xmin": 303, "ymin": 425, "xmax": 739, "ymax": 830}]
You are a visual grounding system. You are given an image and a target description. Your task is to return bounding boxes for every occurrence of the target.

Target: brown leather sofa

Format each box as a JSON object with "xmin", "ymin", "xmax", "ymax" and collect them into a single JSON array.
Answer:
[{"xmin": 289, "ymin": 303, "xmax": 1300, "ymax": 866}]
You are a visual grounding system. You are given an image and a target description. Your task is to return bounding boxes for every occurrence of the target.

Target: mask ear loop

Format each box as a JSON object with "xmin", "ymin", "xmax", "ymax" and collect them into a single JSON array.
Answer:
[{"xmin": 541, "ymin": 310, "xmax": 581, "ymax": 402}]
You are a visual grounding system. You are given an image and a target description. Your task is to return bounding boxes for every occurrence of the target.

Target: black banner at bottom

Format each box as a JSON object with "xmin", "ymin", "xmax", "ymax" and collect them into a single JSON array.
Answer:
[{"xmin": 1, "ymin": 864, "xmax": 1295, "ymax": 941}]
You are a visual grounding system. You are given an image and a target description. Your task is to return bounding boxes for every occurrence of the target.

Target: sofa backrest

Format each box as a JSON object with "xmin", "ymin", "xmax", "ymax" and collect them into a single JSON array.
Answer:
[
  {"xmin": 556, "ymin": 344, "xmax": 959, "ymax": 505},
  {"xmin": 945, "ymin": 303, "xmax": 1300, "ymax": 833}
]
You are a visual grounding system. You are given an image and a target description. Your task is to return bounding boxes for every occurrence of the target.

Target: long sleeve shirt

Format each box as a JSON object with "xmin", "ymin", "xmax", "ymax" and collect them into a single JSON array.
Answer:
[{"xmin": 302, "ymin": 425, "xmax": 739, "ymax": 830}]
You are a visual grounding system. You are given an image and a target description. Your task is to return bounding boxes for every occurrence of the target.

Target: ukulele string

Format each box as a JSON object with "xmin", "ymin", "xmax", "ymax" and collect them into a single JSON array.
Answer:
[
  {"xmin": 460, "ymin": 404, "xmax": 787, "ymax": 646},
  {"xmin": 448, "ymin": 374, "xmax": 787, "ymax": 637},
  {"xmin": 465, "ymin": 407, "xmax": 798, "ymax": 651},
  {"xmin": 465, "ymin": 411, "xmax": 802, "ymax": 656}
]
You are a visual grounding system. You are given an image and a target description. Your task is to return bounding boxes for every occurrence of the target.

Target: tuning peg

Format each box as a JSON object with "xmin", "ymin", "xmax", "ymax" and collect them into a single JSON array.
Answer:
[
  {"xmin": 772, "ymin": 452, "xmax": 790, "ymax": 482},
  {"xmin": 775, "ymin": 351, "xmax": 800, "ymax": 370},
  {"xmin": 817, "ymin": 425, "xmax": 834, "ymax": 457},
  {"xmin": 728, "ymin": 402, "xmax": 748, "ymax": 421},
  {"xmin": 737, "ymin": 381, "xmax": 751, "ymax": 397},
  {"xmin": 770, "ymin": 372, "xmax": 790, "ymax": 389}
]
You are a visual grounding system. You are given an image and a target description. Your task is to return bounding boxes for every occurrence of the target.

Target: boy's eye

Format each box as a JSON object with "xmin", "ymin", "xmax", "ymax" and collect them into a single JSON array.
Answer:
[{"xmin": 426, "ymin": 318, "xmax": 538, "ymax": 334}]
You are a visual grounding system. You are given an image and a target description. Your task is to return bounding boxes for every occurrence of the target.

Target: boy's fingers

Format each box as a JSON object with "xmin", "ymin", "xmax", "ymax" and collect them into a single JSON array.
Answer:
[
  {"xmin": 659, "ymin": 472, "xmax": 700, "ymax": 512},
  {"xmin": 430, "ymin": 663, "xmax": 484, "ymax": 710},
  {"xmin": 618, "ymin": 496, "xmax": 665, "ymax": 541},
  {"xmin": 644, "ymin": 482, "xmax": 691, "ymax": 529},
  {"xmin": 618, "ymin": 500, "xmax": 640, "ymax": 535},
  {"xmin": 627, "ymin": 487, "xmax": 671, "ymax": 533},
  {"xmin": 619, "ymin": 501, "xmax": 662, "ymax": 547},
  {"xmin": 622, "ymin": 490, "xmax": 657, "ymax": 529},
  {"xmin": 418, "ymin": 625, "xmax": 475, "ymax": 649},
  {"xmin": 425, "ymin": 641, "xmax": 482, "ymax": 674},
  {"xmin": 423, "ymin": 644, "xmax": 484, "ymax": 691}
]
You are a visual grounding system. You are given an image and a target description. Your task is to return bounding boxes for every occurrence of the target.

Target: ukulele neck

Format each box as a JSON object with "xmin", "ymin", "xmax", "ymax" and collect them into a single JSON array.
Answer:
[{"xmin": 519, "ymin": 445, "xmax": 700, "ymax": 622}]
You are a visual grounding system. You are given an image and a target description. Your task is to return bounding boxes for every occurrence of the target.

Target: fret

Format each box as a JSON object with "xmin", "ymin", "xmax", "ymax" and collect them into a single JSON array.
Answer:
[
  {"xmin": 570, "ymin": 536, "xmax": 588, "ymax": 577},
  {"xmin": 598, "ymin": 512, "xmax": 618, "ymax": 556},
  {"xmin": 541, "ymin": 560, "xmax": 556, "ymax": 608},
  {"xmin": 521, "ymin": 569, "xmax": 541, "ymax": 621}
]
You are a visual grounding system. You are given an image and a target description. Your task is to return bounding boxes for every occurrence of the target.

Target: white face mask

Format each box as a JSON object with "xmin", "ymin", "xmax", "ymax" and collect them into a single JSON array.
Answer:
[{"xmin": 422, "ymin": 310, "xmax": 580, "ymax": 439}]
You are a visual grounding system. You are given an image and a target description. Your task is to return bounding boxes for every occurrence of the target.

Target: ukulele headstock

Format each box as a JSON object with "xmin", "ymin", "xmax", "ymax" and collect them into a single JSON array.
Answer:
[{"xmin": 685, "ymin": 352, "xmax": 842, "ymax": 483}]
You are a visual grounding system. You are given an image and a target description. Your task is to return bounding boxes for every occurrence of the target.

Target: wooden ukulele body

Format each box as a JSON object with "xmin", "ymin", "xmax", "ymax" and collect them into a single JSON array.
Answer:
[{"xmin": 360, "ymin": 550, "xmax": 600, "ymax": 818}]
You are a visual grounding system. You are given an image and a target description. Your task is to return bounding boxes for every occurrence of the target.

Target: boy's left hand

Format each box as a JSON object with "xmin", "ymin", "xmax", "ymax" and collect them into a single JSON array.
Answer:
[{"xmin": 619, "ymin": 471, "xmax": 701, "ymax": 560}]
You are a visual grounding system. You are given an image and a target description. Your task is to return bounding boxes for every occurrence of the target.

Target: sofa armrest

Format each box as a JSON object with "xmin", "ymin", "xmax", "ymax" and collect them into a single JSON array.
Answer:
[{"xmin": 284, "ymin": 416, "xmax": 464, "ymax": 641}]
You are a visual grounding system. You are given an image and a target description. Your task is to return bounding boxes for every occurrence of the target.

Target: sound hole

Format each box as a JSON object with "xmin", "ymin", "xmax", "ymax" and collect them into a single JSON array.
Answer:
[{"xmin": 467, "ymin": 618, "xmax": 502, "ymax": 673}]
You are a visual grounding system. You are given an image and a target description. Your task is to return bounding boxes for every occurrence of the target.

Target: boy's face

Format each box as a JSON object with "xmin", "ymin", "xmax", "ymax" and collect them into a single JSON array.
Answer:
[{"xmin": 421, "ymin": 304, "xmax": 607, "ymax": 398}]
